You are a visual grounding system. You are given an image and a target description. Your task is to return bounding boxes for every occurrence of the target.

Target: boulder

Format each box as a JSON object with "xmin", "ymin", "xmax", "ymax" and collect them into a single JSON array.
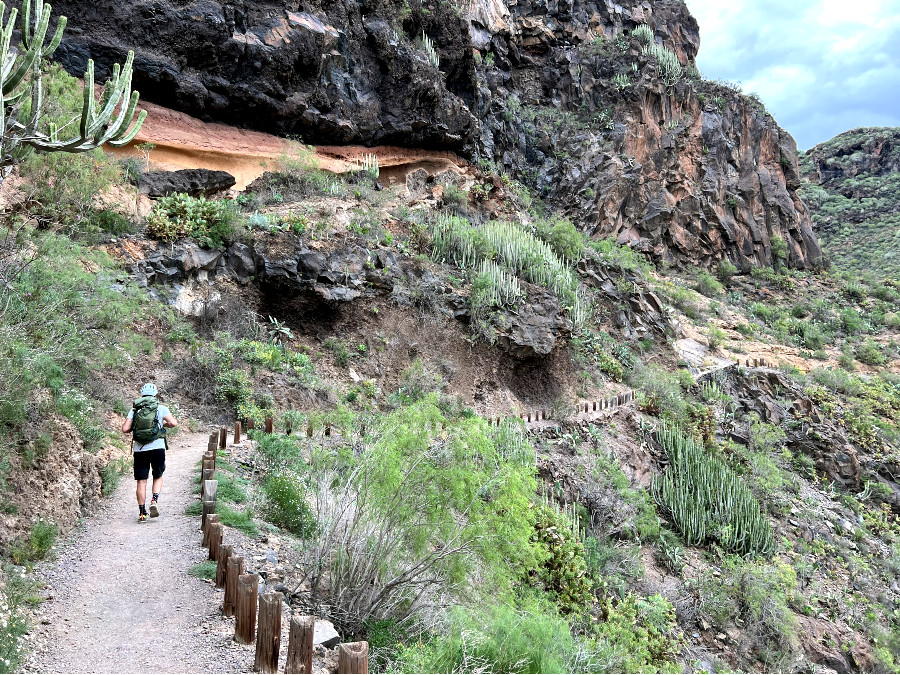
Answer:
[{"xmin": 138, "ymin": 169, "xmax": 236, "ymax": 198}]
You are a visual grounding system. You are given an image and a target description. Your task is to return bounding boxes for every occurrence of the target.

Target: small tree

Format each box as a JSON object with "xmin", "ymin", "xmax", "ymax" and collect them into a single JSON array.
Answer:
[{"xmin": 0, "ymin": 0, "xmax": 145, "ymax": 171}]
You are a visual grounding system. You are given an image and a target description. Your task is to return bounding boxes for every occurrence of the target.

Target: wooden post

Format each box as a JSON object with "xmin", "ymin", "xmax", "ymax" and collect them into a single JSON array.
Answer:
[
  {"xmin": 306, "ymin": 423, "xmax": 313, "ymax": 438},
  {"xmin": 201, "ymin": 500, "xmax": 217, "ymax": 531},
  {"xmin": 202, "ymin": 479, "xmax": 218, "ymax": 503},
  {"xmin": 235, "ymin": 573, "xmax": 259, "ymax": 644},
  {"xmin": 324, "ymin": 421, "xmax": 331, "ymax": 437},
  {"xmin": 337, "ymin": 641, "xmax": 369, "ymax": 674},
  {"xmin": 253, "ymin": 592, "xmax": 282, "ymax": 673},
  {"xmin": 216, "ymin": 545, "xmax": 233, "ymax": 589},
  {"xmin": 208, "ymin": 432, "xmax": 217, "ymax": 453},
  {"xmin": 224, "ymin": 556, "xmax": 244, "ymax": 617},
  {"xmin": 286, "ymin": 615, "xmax": 315, "ymax": 674},
  {"xmin": 247, "ymin": 418, "xmax": 255, "ymax": 431},
  {"xmin": 203, "ymin": 514, "xmax": 220, "ymax": 547},
  {"xmin": 265, "ymin": 417, "xmax": 274, "ymax": 434},
  {"xmin": 208, "ymin": 522, "xmax": 223, "ymax": 560},
  {"xmin": 219, "ymin": 426, "xmax": 227, "ymax": 449},
  {"xmin": 234, "ymin": 421, "xmax": 242, "ymax": 444}
]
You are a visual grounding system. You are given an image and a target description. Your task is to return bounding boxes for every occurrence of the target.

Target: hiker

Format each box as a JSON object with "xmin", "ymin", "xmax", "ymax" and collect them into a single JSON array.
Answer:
[{"xmin": 121, "ymin": 383, "xmax": 178, "ymax": 523}]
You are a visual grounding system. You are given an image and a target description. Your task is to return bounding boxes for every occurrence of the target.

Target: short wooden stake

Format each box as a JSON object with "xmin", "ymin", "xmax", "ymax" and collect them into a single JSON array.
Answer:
[
  {"xmin": 265, "ymin": 417, "xmax": 274, "ymax": 434},
  {"xmin": 234, "ymin": 421, "xmax": 241, "ymax": 444},
  {"xmin": 207, "ymin": 433, "xmax": 217, "ymax": 453},
  {"xmin": 306, "ymin": 423, "xmax": 313, "ymax": 438},
  {"xmin": 203, "ymin": 513, "xmax": 220, "ymax": 546},
  {"xmin": 247, "ymin": 418, "xmax": 255, "ymax": 431},
  {"xmin": 324, "ymin": 422, "xmax": 331, "ymax": 437},
  {"xmin": 219, "ymin": 426, "xmax": 227, "ymax": 449},
  {"xmin": 208, "ymin": 522, "xmax": 223, "ymax": 560},
  {"xmin": 253, "ymin": 592, "xmax": 282, "ymax": 673},
  {"xmin": 286, "ymin": 615, "xmax": 315, "ymax": 674},
  {"xmin": 216, "ymin": 545, "xmax": 233, "ymax": 589},
  {"xmin": 201, "ymin": 500, "xmax": 217, "ymax": 531},
  {"xmin": 224, "ymin": 556, "xmax": 244, "ymax": 617},
  {"xmin": 235, "ymin": 573, "xmax": 259, "ymax": 644},
  {"xmin": 337, "ymin": 641, "xmax": 369, "ymax": 674}
]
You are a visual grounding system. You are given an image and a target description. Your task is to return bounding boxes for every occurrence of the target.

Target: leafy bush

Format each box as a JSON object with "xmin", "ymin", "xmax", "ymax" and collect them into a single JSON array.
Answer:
[
  {"xmin": 698, "ymin": 556, "xmax": 798, "ymax": 665},
  {"xmin": 770, "ymin": 235, "xmax": 788, "ymax": 268},
  {"xmin": 857, "ymin": 339, "xmax": 886, "ymax": 366},
  {"xmin": 392, "ymin": 600, "xmax": 616, "ymax": 674},
  {"xmin": 629, "ymin": 363, "xmax": 686, "ymax": 422},
  {"xmin": 651, "ymin": 422, "xmax": 775, "ymax": 556},
  {"xmin": 8, "ymin": 520, "xmax": 58, "ymax": 565},
  {"xmin": 535, "ymin": 217, "xmax": 585, "ymax": 264},
  {"xmin": 299, "ymin": 398, "xmax": 539, "ymax": 632},
  {"xmin": 530, "ymin": 502, "xmax": 592, "ymax": 615},
  {"xmin": 263, "ymin": 473, "xmax": 316, "ymax": 537},
  {"xmin": 591, "ymin": 594, "xmax": 682, "ymax": 673},
  {"xmin": 146, "ymin": 193, "xmax": 238, "ymax": 247},
  {"xmin": 717, "ymin": 259, "xmax": 738, "ymax": 283},
  {"xmin": 0, "ymin": 569, "xmax": 33, "ymax": 672},
  {"xmin": 216, "ymin": 503, "xmax": 258, "ymax": 536},
  {"xmin": 694, "ymin": 272, "xmax": 723, "ymax": 298}
]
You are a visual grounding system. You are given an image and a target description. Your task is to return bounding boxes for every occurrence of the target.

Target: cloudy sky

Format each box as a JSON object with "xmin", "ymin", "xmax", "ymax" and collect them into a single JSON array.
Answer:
[{"xmin": 684, "ymin": 0, "xmax": 900, "ymax": 150}]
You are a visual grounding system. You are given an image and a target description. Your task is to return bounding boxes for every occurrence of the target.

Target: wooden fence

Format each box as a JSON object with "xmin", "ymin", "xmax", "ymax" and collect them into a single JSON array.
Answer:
[{"xmin": 199, "ymin": 430, "xmax": 368, "ymax": 674}]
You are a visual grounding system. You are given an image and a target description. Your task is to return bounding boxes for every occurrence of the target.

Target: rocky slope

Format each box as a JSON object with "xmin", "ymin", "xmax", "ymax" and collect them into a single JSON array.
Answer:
[
  {"xmin": 800, "ymin": 126, "xmax": 900, "ymax": 276},
  {"xmin": 50, "ymin": 0, "xmax": 821, "ymax": 270}
]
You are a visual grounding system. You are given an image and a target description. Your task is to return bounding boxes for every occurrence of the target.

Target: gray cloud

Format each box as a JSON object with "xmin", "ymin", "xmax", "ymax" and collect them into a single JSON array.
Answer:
[{"xmin": 684, "ymin": 0, "xmax": 900, "ymax": 149}]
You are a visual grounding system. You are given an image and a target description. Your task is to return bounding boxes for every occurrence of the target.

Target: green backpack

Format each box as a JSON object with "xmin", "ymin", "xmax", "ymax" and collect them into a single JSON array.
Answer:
[{"xmin": 132, "ymin": 396, "xmax": 165, "ymax": 444}]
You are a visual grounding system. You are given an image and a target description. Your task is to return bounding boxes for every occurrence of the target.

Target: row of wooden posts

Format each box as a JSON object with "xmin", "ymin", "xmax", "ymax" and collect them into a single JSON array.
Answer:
[
  {"xmin": 486, "ymin": 390, "xmax": 637, "ymax": 426},
  {"xmin": 744, "ymin": 357, "xmax": 771, "ymax": 368},
  {"xmin": 201, "ymin": 431, "xmax": 368, "ymax": 674}
]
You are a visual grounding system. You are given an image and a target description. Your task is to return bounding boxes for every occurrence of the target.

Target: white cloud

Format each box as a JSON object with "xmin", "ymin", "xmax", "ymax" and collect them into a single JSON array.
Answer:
[{"xmin": 685, "ymin": 0, "xmax": 900, "ymax": 148}]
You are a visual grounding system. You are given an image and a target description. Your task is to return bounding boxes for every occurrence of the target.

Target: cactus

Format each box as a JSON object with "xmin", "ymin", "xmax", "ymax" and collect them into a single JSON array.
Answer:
[
  {"xmin": 651, "ymin": 420, "xmax": 775, "ymax": 556},
  {"xmin": 641, "ymin": 42, "xmax": 682, "ymax": 88},
  {"xmin": 419, "ymin": 32, "xmax": 439, "ymax": 68},
  {"xmin": 0, "ymin": 0, "xmax": 146, "ymax": 170},
  {"xmin": 631, "ymin": 24, "xmax": 654, "ymax": 46}
]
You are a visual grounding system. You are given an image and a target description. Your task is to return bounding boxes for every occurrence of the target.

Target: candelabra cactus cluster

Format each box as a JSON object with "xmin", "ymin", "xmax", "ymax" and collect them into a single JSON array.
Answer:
[
  {"xmin": 0, "ymin": 0, "xmax": 145, "ymax": 169},
  {"xmin": 651, "ymin": 420, "xmax": 775, "ymax": 557}
]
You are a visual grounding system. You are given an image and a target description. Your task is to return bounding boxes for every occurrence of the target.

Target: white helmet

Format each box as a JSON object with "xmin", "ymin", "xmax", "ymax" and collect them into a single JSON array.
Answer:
[{"xmin": 140, "ymin": 382, "xmax": 158, "ymax": 397}]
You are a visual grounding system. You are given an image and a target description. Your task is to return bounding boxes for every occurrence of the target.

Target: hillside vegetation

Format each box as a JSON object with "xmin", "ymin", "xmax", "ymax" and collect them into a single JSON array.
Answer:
[
  {"xmin": 0, "ymin": 13, "xmax": 899, "ymax": 675},
  {"xmin": 800, "ymin": 127, "xmax": 900, "ymax": 277}
]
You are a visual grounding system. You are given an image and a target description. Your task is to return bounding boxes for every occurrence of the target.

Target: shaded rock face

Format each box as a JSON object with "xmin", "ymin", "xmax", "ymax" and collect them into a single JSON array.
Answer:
[
  {"xmin": 139, "ymin": 168, "xmax": 236, "ymax": 198},
  {"xmin": 129, "ymin": 238, "xmax": 568, "ymax": 358},
  {"xmin": 53, "ymin": 0, "xmax": 820, "ymax": 269}
]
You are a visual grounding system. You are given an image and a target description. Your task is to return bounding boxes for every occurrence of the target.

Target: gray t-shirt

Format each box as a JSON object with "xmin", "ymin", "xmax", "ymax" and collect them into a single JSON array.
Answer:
[{"xmin": 127, "ymin": 404, "xmax": 171, "ymax": 452}]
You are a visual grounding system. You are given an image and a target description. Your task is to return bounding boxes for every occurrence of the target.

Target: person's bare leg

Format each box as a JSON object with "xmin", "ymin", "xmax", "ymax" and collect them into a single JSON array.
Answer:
[
  {"xmin": 152, "ymin": 476, "xmax": 162, "ymax": 498},
  {"xmin": 136, "ymin": 479, "xmax": 147, "ymax": 506}
]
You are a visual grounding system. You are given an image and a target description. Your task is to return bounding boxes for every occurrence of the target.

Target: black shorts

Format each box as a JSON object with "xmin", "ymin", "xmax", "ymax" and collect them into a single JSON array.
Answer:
[{"xmin": 133, "ymin": 448, "xmax": 166, "ymax": 480}]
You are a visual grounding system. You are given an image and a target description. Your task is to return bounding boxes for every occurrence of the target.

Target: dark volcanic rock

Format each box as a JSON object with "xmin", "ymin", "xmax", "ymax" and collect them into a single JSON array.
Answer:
[
  {"xmin": 138, "ymin": 169, "xmax": 236, "ymax": 198},
  {"xmin": 59, "ymin": 0, "xmax": 821, "ymax": 269}
]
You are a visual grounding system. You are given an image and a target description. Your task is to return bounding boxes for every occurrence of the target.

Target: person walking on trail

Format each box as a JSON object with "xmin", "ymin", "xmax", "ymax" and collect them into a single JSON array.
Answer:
[{"xmin": 121, "ymin": 383, "xmax": 178, "ymax": 524}]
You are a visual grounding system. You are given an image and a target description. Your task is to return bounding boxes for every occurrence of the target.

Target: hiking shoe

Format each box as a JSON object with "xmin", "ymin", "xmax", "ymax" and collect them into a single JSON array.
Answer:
[
  {"xmin": 138, "ymin": 512, "xmax": 149, "ymax": 524},
  {"xmin": 149, "ymin": 500, "xmax": 160, "ymax": 518}
]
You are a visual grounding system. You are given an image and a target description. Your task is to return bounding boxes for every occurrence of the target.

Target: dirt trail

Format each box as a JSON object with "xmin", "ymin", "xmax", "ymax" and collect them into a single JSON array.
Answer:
[{"xmin": 25, "ymin": 432, "xmax": 248, "ymax": 674}]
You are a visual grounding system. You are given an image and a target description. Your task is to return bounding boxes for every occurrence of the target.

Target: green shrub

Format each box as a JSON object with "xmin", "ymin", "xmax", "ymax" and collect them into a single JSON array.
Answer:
[
  {"xmin": 629, "ymin": 363, "xmax": 686, "ymax": 422},
  {"xmin": 717, "ymin": 259, "xmax": 738, "ymax": 283},
  {"xmin": 651, "ymin": 422, "xmax": 775, "ymax": 556},
  {"xmin": 187, "ymin": 561, "xmax": 218, "ymax": 579},
  {"xmin": 592, "ymin": 594, "xmax": 682, "ymax": 673},
  {"xmin": 535, "ymin": 217, "xmax": 585, "ymax": 264},
  {"xmin": 694, "ymin": 272, "xmax": 723, "ymax": 298},
  {"xmin": 0, "ymin": 568, "xmax": 34, "ymax": 672},
  {"xmin": 698, "ymin": 556, "xmax": 798, "ymax": 664},
  {"xmin": 263, "ymin": 473, "xmax": 316, "ymax": 537},
  {"xmin": 302, "ymin": 397, "xmax": 539, "ymax": 631},
  {"xmin": 392, "ymin": 600, "xmax": 612, "ymax": 674},
  {"xmin": 770, "ymin": 235, "xmax": 788, "ymax": 268},
  {"xmin": 442, "ymin": 183, "xmax": 468, "ymax": 206},
  {"xmin": 100, "ymin": 457, "xmax": 131, "ymax": 497},
  {"xmin": 8, "ymin": 520, "xmax": 58, "ymax": 565},
  {"xmin": 146, "ymin": 193, "xmax": 238, "ymax": 247},
  {"xmin": 530, "ymin": 502, "xmax": 592, "ymax": 615},
  {"xmin": 707, "ymin": 327, "xmax": 727, "ymax": 351},
  {"xmin": 857, "ymin": 339, "xmax": 886, "ymax": 366}
]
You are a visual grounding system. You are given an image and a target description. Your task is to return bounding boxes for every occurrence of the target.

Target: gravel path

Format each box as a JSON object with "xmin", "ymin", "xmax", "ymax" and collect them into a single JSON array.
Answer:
[{"xmin": 24, "ymin": 432, "xmax": 255, "ymax": 674}]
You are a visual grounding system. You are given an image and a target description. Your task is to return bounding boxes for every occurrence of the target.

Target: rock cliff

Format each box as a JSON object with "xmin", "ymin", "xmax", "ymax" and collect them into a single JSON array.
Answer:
[
  {"xmin": 50, "ymin": 0, "xmax": 821, "ymax": 269},
  {"xmin": 800, "ymin": 127, "xmax": 900, "ymax": 276}
]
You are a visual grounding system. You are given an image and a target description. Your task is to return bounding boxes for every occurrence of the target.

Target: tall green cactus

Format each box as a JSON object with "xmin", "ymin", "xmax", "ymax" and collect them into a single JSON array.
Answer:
[
  {"xmin": 0, "ymin": 0, "xmax": 146, "ymax": 169},
  {"xmin": 651, "ymin": 420, "xmax": 775, "ymax": 557}
]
